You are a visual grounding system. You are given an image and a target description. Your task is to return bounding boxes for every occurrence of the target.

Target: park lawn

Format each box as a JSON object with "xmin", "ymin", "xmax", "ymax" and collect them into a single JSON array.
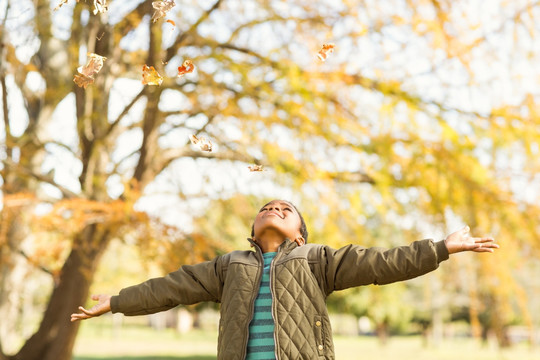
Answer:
[{"xmin": 73, "ymin": 320, "xmax": 540, "ymax": 360}]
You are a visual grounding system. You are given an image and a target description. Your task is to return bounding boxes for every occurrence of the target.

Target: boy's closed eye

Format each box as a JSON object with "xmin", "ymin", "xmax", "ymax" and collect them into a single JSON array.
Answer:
[{"xmin": 260, "ymin": 207, "xmax": 292, "ymax": 213}]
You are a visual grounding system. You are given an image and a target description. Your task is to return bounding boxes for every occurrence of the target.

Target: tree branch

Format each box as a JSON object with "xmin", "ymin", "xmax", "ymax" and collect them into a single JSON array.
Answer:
[
  {"xmin": 106, "ymin": 87, "xmax": 147, "ymax": 137},
  {"xmin": 0, "ymin": 74, "xmax": 9, "ymax": 140},
  {"xmin": 5, "ymin": 160, "xmax": 79, "ymax": 199},
  {"xmin": 114, "ymin": 0, "xmax": 154, "ymax": 41},
  {"xmin": 165, "ymin": 0, "xmax": 224, "ymax": 61},
  {"xmin": 17, "ymin": 249, "xmax": 57, "ymax": 280},
  {"xmin": 0, "ymin": 1, "xmax": 10, "ymax": 141}
]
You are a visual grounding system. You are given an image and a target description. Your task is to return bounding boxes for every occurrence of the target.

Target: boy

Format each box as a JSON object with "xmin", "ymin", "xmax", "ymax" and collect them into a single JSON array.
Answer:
[{"xmin": 71, "ymin": 199, "xmax": 498, "ymax": 359}]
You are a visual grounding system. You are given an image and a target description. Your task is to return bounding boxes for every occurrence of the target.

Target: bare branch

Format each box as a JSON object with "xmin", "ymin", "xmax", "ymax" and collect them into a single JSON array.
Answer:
[
  {"xmin": 0, "ymin": 75, "xmax": 9, "ymax": 140},
  {"xmin": 115, "ymin": 0, "xmax": 154, "ymax": 41},
  {"xmin": 108, "ymin": 149, "xmax": 138, "ymax": 176},
  {"xmin": 0, "ymin": 0, "xmax": 8, "ymax": 26},
  {"xmin": 165, "ymin": 0, "xmax": 224, "ymax": 61},
  {"xmin": 106, "ymin": 87, "xmax": 147, "ymax": 137},
  {"xmin": 17, "ymin": 249, "xmax": 57, "ymax": 280},
  {"xmin": 46, "ymin": 140, "xmax": 77, "ymax": 156},
  {"xmin": 326, "ymin": 171, "xmax": 375, "ymax": 184},
  {"xmin": 0, "ymin": 1, "xmax": 10, "ymax": 140},
  {"xmin": 5, "ymin": 159, "xmax": 79, "ymax": 199}
]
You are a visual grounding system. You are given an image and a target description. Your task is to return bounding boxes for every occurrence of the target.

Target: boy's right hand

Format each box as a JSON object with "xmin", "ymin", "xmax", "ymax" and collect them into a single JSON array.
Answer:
[
  {"xmin": 71, "ymin": 294, "xmax": 112, "ymax": 322},
  {"xmin": 444, "ymin": 226, "xmax": 498, "ymax": 254}
]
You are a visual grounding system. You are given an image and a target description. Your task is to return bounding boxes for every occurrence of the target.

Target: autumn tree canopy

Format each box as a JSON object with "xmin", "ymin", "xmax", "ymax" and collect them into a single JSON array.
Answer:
[{"xmin": 1, "ymin": 0, "xmax": 539, "ymax": 359}]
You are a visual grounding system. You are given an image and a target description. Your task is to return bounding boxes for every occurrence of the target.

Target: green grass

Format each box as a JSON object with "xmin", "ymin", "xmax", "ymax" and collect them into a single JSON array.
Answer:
[{"xmin": 73, "ymin": 318, "xmax": 540, "ymax": 360}]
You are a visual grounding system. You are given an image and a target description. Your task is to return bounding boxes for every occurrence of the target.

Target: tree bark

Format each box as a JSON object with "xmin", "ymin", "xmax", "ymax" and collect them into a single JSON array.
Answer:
[{"xmin": 12, "ymin": 226, "xmax": 109, "ymax": 360}]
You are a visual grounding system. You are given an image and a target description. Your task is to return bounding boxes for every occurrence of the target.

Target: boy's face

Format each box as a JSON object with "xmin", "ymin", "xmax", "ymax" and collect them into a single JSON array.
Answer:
[{"xmin": 253, "ymin": 200, "xmax": 303, "ymax": 242}]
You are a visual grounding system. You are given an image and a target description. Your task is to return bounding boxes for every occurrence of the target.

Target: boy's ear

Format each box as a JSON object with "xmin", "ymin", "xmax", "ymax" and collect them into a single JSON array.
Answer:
[{"xmin": 293, "ymin": 237, "xmax": 305, "ymax": 246}]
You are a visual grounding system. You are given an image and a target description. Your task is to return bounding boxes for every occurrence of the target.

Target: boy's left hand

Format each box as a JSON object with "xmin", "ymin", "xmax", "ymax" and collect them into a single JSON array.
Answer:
[{"xmin": 444, "ymin": 226, "xmax": 499, "ymax": 255}]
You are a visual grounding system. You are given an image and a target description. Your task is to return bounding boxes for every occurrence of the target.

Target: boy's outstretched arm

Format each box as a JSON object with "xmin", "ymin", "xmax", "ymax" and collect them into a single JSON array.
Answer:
[
  {"xmin": 71, "ymin": 294, "xmax": 111, "ymax": 322},
  {"xmin": 444, "ymin": 226, "xmax": 499, "ymax": 254}
]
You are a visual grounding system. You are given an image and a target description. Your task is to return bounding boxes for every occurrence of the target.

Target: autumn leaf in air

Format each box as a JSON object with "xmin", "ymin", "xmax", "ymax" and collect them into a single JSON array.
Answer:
[
  {"xmin": 142, "ymin": 65, "xmax": 163, "ymax": 86},
  {"xmin": 93, "ymin": 0, "xmax": 108, "ymax": 15},
  {"xmin": 73, "ymin": 53, "xmax": 107, "ymax": 89},
  {"xmin": 166, "ymin": 19, "xmax": 176, "ymax": 28},
  {"xmin": 54, "ymin": 0, "xmax": 79, "ymax": 11},
  {"xmin": 317, "ymin": 43, "xmax": 335, "ymax": 62},
  {"xmin": 73, "ymin": 74, "xmax": 94, "ymax": 89},
  {"xmin": 177, "ymin": 60, "xmax": 195, "ymax": 77},
  {"xmin": 189, "ymin": 134, "xmax": 213, "ymax": 152},
  {"xmin": 151, "ymin": 0, "xmax": 176, "ymax": 23},
  {"xmin": 248, "ymin": 165, "xmax": 264, "ymax": 172}
]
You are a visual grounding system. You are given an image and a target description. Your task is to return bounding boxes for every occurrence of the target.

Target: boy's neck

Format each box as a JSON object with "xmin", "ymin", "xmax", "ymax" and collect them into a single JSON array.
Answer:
[
  {"xmin": 256, "ymin": 232, "xmax": 287, "ymax": 253},
  {"xmin": 258, "ymin": 238, "xmax": 284, "ymax": 253}
]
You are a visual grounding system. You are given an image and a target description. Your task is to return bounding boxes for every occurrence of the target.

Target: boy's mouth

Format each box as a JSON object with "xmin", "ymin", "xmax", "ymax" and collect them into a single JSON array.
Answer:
[{"xmin": 267, "ymin": 211, "xmax": 284, "ymax": 219}]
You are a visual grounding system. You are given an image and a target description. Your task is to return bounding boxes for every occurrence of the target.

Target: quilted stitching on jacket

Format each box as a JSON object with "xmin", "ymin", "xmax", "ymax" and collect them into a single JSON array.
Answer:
[
  {"xmin": 219, "ymin": 262, "xmax": 260, "ymax": 359},
  {"xmin": 273, "ymin": 257, "xmax": 333, "ymax": 359}
]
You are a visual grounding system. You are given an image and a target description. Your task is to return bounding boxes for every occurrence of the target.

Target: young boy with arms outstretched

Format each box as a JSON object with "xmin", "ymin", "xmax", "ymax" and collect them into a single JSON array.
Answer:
[{"xmin": 71, "ymin": 199, "xmax": 498, "ymax": 360}]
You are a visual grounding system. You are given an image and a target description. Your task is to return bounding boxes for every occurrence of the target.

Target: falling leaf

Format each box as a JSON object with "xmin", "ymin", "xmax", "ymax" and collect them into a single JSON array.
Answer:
[
  {"xmin": 151, "ymin": 0, "xmax": 176, "ymax": 23},
  {"xmin": 73, "ymin": 53, "xmax": 107, "ymax": 88},
  {"xmin": 54, "ymin": 0, "xmax": 79, "ymax": 11},
  {"xmin": 73, "ymin": 74, "xmax": 94, "ymax": 89},
  {"xmin": 166, "ymin": 19, "xmax": 176, "ymax": 27},
  {"xmin": 80, "ymin": 53, "xmax": 107, "ymax": 78},
  {"xmin": 177, "ymin": 60, "xmax": 194, "ymax": 77},
  {"xmin": 317, "ymin": 43, "xmax": 335, "ymax": 62},
  {"xmin": 248, "ymin": 165, "xmax": 264, "ymax": 172},
  {"xmin": 189, "ymin": 134, "xmax": 212, "ymax": 152},
  {"xmin": 93, "ymin": 0, "xmax": 108, "ymax": 14},
  {"xmin": 142, "ymin": 65, "xmax": 163, "ymax": 86}
]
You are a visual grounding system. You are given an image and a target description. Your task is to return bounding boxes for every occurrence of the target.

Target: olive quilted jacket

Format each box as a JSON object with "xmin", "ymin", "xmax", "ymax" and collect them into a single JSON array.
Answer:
[{"xmin": 110, "ymin": 238, "xmax": 449, "ymax": 359}]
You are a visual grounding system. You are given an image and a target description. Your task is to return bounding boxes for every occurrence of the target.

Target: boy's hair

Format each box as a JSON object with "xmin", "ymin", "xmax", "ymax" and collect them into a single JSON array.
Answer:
[{"xmin": 250, "ymin": 200, "xmax": 309, "ymax": 243}]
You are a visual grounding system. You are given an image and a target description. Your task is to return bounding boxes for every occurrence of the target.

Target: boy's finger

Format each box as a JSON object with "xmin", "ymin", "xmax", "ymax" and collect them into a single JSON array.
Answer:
[
  {"xmin": 79, "ymin": 306, "xmax": 93, "ymax": 316},
  {"xmin": 71, "ymin": 313, "xmax": 88, "ymax": 322},
  {"xmin": 473, "ymin": 242, "xmax": 496, "ymax": 252},
  {"xmin": 473, "ymin": 237, "xmax": 498, "ymax": 247}
]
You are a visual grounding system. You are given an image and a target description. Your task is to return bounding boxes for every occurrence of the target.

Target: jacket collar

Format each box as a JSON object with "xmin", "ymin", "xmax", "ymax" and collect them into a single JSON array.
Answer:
[{"xmin": 247, "ymin": 238, "xmax": 300, "ymax": 256}]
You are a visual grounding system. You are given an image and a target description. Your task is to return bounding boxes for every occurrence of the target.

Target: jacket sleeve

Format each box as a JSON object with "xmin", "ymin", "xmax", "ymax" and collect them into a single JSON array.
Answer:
[
  {"xmin": 110, "ymin": 255, "xmax": 224, "ymax": 316},
  {"xmin": 321, "ymin": 239, "xmax": 449, "ymax": 295}
]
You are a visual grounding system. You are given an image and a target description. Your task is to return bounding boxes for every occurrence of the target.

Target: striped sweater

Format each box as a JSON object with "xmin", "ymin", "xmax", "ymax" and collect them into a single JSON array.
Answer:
[{"xmin": 246, "ymin": 252, "xmax": 277, "ymax": 360}]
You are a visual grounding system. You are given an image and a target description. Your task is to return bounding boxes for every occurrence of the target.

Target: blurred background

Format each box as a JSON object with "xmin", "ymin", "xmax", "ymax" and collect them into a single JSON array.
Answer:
[{"xmin": 0, "ymin": 0, "xmax": 539, "ymax": 359}]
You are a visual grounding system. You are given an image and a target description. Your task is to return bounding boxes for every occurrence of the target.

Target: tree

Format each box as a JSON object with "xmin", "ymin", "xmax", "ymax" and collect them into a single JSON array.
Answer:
[{"xmin": 1, "ymin": 0, "xmax": 540, "ymax": 359}]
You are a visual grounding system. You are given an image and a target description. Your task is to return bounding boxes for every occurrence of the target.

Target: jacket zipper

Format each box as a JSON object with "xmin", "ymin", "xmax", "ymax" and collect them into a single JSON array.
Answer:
[{"xmin": 241, "ymin": 245, "xmax": 264, "ymax": 360}]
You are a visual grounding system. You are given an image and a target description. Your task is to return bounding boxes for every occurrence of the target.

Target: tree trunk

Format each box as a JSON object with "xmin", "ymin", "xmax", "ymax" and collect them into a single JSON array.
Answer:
[
  {"xmin": 375, "ymin": 321, "xmax": 389, "ymax": 346},
  {"xmin": 11, "ymin": 226, "xmax": 109, "ymax": 360}
]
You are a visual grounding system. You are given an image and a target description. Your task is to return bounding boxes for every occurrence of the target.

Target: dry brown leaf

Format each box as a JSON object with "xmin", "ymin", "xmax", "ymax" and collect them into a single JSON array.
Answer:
[
  {"xmin": 73, "ymin": 74, "xmax": 94, "ymax": 89},
  {"xmin": 79, "ymin": 53, "xmax": 107, "ymax": 78},
  {"xmin": 73, "ymin": 53, "xmax": 107, "ymax": 88},
  {"xmin": 54, "ymin": 0, "xmax": 79, "ymax": 11},
  {"xmin": 317, "ymin": 43, "xmax": 335, "ymax": 62},
  {"xmin": 177, "ymin": 60, "xmax": 194, "ymax": 77},
  {"xmin": 93, "ymin": 0, "xmax": 108, "ymax": 15},
  {"xmin": 248, "ymin": 165, "xmax": 264, "ymax": 172},
  {"xmin": 151, "ymin": 0, "xmax": 176, "ymax": 23},
  {"xmin": 142, "ymin": 65, "xmax": 163, "ymax": 86},
  {"xmin": 189, "ymin": 134, "xmax": 212, "ymax": 152}
]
